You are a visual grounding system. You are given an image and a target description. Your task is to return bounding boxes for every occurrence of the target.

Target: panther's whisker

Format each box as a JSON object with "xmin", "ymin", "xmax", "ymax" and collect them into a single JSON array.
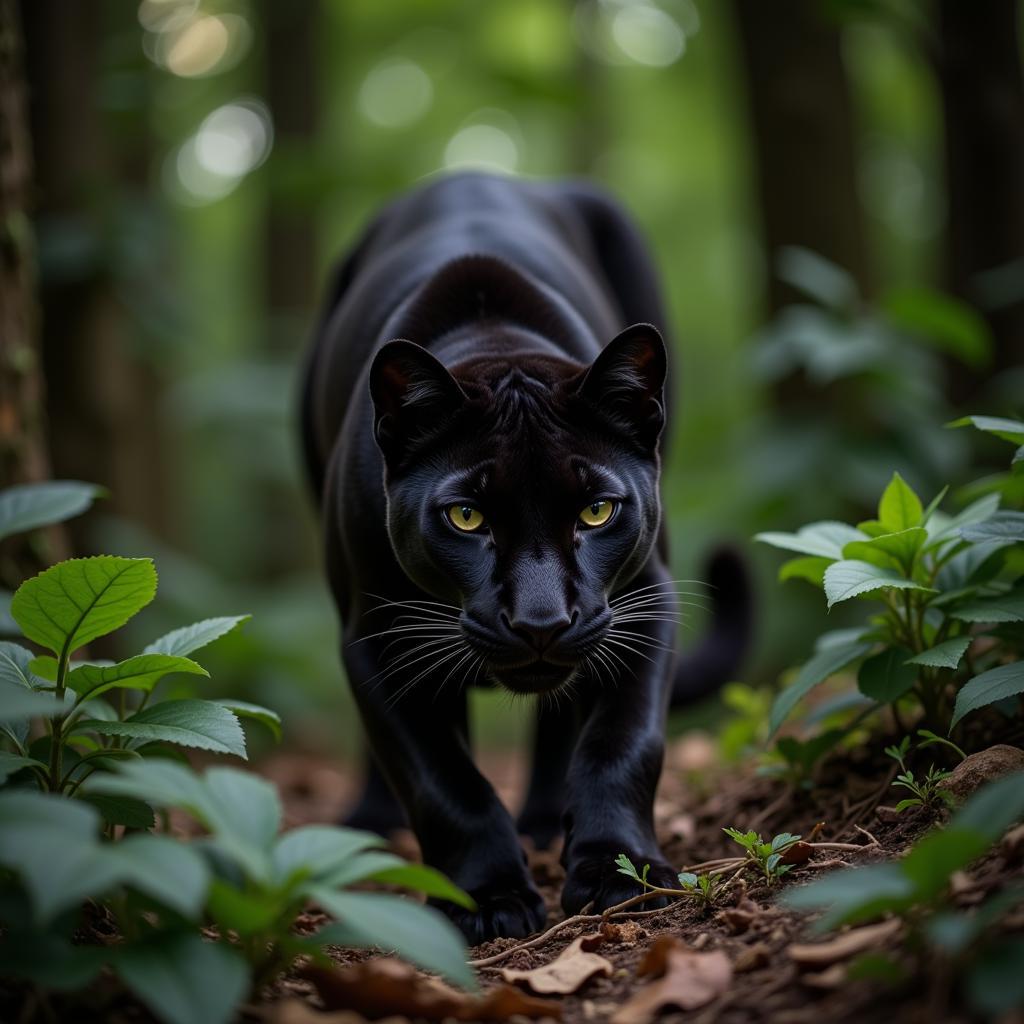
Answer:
[
  {"xmin": 434, "ymin": 647, "xmax": 477, "ymax": 702},
  {"xmin": 603, "ymin": 636, "xmax": 657, "ymax": 665},
  {"xmin": 355, "ymin": 623, "xmax": 462, "ymax": 645},
  {"xmin": 385, "ymin": 645, "xmax": 467, "ymax": 709},
  {"xmin": 607, "ymin": 628, "xmax": 674, "ymax": 652},
  {"xmin": 365, "ymin": 637, "xmax": 466, "ymax": 692}
]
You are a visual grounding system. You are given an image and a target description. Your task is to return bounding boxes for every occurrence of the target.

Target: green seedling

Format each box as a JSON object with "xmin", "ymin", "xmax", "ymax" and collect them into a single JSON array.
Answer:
[
  {"xmin": 723, "ymin": 828, "xmax": 802, "ymax": 884},
  {"xmin": 884, "ymin": 735, "xmax": 955, "ymax": 813},
  {"xmin": 615, "ymin": 854, "xmax": 726, "ymax": 912}
]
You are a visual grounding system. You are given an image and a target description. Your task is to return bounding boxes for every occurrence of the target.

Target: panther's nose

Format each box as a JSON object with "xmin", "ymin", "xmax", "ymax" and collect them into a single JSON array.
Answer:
[{"xmin": 503, "ymin": 610, "xmax": 576, "ymax": 654}]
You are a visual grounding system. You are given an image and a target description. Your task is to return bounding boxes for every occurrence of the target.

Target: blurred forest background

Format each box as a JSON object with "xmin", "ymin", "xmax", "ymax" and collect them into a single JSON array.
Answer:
[{"xmin": 2, "ymin": 0, "xmax": 1023, "ymax": 763}]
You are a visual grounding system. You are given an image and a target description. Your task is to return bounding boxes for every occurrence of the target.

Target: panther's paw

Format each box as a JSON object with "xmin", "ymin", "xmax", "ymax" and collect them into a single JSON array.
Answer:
[
  {"xmin": 436, "ymin": 879, "xmax": 547, "ymax": 945},
  {"xmin": 561, "ymin": 849, "xmax": 678, "ymax": 916}
]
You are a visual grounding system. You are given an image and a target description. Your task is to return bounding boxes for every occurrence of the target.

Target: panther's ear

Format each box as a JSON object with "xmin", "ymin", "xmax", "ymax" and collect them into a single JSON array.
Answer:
[
  {"xmin": 576, "ymin": 323, "xmax": 667, "ymax": 447},
  {"xmin": 369, "ymin": 340, "xmax": 466, "ymax": 457}
]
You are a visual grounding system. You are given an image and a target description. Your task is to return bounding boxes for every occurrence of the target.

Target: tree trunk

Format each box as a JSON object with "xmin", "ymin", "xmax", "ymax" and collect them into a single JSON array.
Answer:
[
  {"xmin": 936, "ymin": 0, "xmax": 1024, "ymax": 385},
  {"xmin": 20, "ymin": 0, "xmax": 170, "ymax": 549},
  {"xmin": 732, "ymin": 0, "xmax": 871, "ymax": 312}
]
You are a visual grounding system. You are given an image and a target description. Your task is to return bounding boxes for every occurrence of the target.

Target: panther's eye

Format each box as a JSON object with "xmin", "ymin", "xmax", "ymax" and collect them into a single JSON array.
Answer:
[
  {"xmin": 447, "ymin": 504, "xmax": 486, "ymax": 532},
  {"xmin": 579, "ymin": 500, "xmax": 616, "ymax": 528}
]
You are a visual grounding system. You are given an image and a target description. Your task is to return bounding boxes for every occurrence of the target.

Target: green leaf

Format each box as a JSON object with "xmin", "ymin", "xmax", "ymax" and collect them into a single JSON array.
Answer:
[
  {"xmin": 79, "ymin": 794, "xmax": 155, "ymax": 829},
  {"xmin": 900, "ymin": 828, "xmax": 990, "ymax": 900},
  {"xmin": 950, "ymin": 586, "xmax": 1024, "ymax": 623},
  {"xmin": 0, "ymin": 931, "xmax": 106, "ymax": 990},
  {"xmin": 823, "ymin": 560, "xmax": 935, "ymax": 609},
  {"xmin": 0, "ymin": 682, "xmax": 67, "ymax": 723},
  {"xmin": 755, "ymin": 521, "xmax": 865, "ymax": 560},
  {"xmin": 0, "ymin": 641, "xmax": 47, "ymax": 690},
  {"xmin": 311, "ymin": 889, "xmax": 475, "ymax": 990},
  {"xmin": 0, "ymin": 481, "xmax": 103, "ymax": 543},
  {"xmin": 857, "ymin": 648, "xmax": 917, "ymax": 703},
  {"xmin": 81, "ymin": 700, "xmax": 247, "ymax": 759},
  {"xmin": 87, "ymin": 759, "xmax": 219, "ymax": 819},
  {"xmin": 204, "ymin": 766, "xmax": 281, "ymax": 852},
  {"xmin": 842, "ymin": 528, "xmax": 927, "ymax": 572},
  {"xmin": 769, "ymin": 640, "xmax": 874, "ymax": 735},
  {"xmin": 272, "ymin": 824, "xmax": 384, "ymax": 885},
  {"xmin": 964, "ymin": 938, "xmax": 1024, "ymax": 1016},
  {"xmin": 776, "ymin": 246, "xmax": 859, "ymax": 310},
  {"xmin": 205, "ymin": 878, "xmax": 283, "ymax": 936},
  {"xmin": 68, "ymin": 653, "xmax": 208, "ymax": 701},
  {"xmin": 116, "ymin": 933, "xmax": 250, "ymax": 1024},
  {"xmin": 11, "ymin": 557, "xmax": 157, "ymax": 657},
  {"xmin": 144, "ymin": 615, "xmax": 251, "ymax": 658},
  {"xmin": 952, "ymin": 664, "xmax": 1024, "ymax": 728},
  {"xmin": 778, "ymin": 557, "xmax": 831, "ymax": 587},
  {"xmin": 878, "ymin": 473, "xmax": 924, "ymax": 532},
  {"xmin": 925, "ymin": 493, "xmax": 1001, "ymax": 547},
  {"xmin": 882, "ymin": 287, "xmax": 991, "ymax": 368},
  {"xmin": 953, "ymin": 771, "xmax": 1024, "ymax": 841},
  {"xmin": 906, "ymin": 637, "xmax": 971, "ymax": 670},
  {"xmin": 210, "ymin": 698, "xmax": 281, "ymax": 742},
  {"xmin": 948, "ymin": 415, "xmax": 1024, "ymax": 444},
  {"xmin": 781, "ymin": 863, "xmax": 916, "ymax": 931},
  {"xmin": 960, "ymin": 511, "xmax": 1024, "ymax": 543},
  {"xmin": 105, "ymin": 834, "xmax": 210, "ymax": 918},
  {"xmin": 0, "ymin": 751, "xmax": 46, "ymax": 782},
  {"xmin": 365, "ymin": 862, "xmax": 476, "ymax": 910},
  {"xmin": 678, "ymin": 872, "xmax": 698, "ymax": 888}
]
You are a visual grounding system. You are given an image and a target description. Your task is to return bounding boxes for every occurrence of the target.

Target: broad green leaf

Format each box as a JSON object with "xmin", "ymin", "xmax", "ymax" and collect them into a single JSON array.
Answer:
[
  {"xmin": 311, "ymin": 889, "xmax": 475, "ymax": 990},
  {"xmin": 906, "ymin": 637, "xmax": 971, "ymax": 670},
  {"xmin": 920, "ymin": 486, "xmax": 950, "ymax": 528},
  {"xmin": 205, "ymin": 878, "xmax": 283, "ymax": 935},
  {"xmin": 842, "ymin": 528, "xmax": 927, "ymax": 572},
  {"xmin": 776, "ymin": 246, "xmax": 859, "ymax": 310},
  {"xmin": 87, "ymin": 760, "xmax": 219, "ymax": 822},
  {"xmin": 950, "ymin": 586, "xmax": 1024, "ymax": 624},
  {"xmin": 900, "ymin": 828, "xmax": 990, "ymax": 900},
  {"xmin": 769, "ymin": 640, "xmax": 873, "ymax": 735},
  {"xmin": 79, "ymin": 793, "xmax": 155, "ymax": 829},
  {"xmin": 0, "ymin": 589, "xmax": 14, "ymax": 634},
  {"xmin": 0, "ymin": 481, "xmax": 103, "ymax": 543},
  {"xmin": 211, "ymin": 698, "xmax": 281, "ymax": 741},
  {"xmin": 0, "ymin": 932, "xmax": 105, "ymax": 990},
  {"xmin": 106, "ymin": 835, "xmax": 210, "ymax": 919},
  {"xmin": 823, "ymin": 560, "xmax": 935, "ymax": 609},
  {"xmin": 926, "ymin": 494, "xmax": 1001, "ymax": 547},
  {"xmin": 960, "ymin": 511, "xmax": 1024, "ymax": 543},
  {"xmin": 116, "ymin": 933, "xmax": 250, "ymax": 1024},
  {"xmin": 883, "ymin": 287, "xmax": 991, "ymax": 368},
  {"xmin": 878, "ymin": 473, "xmax": 923, "ymax": 532},
  {"xmin": 68, "ymin": 653, "xmax": 208, "ymax": 701},
  {"xmin": 11, "ymin": 557, "xmax": 157, "ymax": 657},
  {"xmin": 80, "ymin": 700, "xmax": 247, "ymax": 759},
  {"xmin": 949, "ymin": 415, "xmax": 1024, "ymax": 445},
  {"xmin": 779, "ymin": 556, "xmax": 831, "ymax": 587},
  {"xmin": 755, "ymin": 521, "xmax": 866, "ymax": 560},
  {"xmin": 953, "ymin": 771, "xmax": 1024, "ymax": 840},
  {"xmin": 781, "ymin": 863, "xmax": 915, "ymax": 931},
  {"xmin": 144, "ymin": 615, "xmax": 251, "ymax": 658},
  {"xmin": 965, "ymin": 938, "xmax": 1024, "ymax": 1017},
  {"xmin": 0, "ymin": 641, "xmax": 45, "ymax": 690},
  {"xmin": 0, "ymin": 751, "xmax": 46, "ymax": 782},
  {"xmin": 952, "ymin": 664, "xmax": 1024, "ymax": 728},
  {"xmin": 857, "ymin": 648, "xmax": 917, "ymax": 703},
  {"xmin": 204, "ymin": 766, "xmax": 281, "ymax": 853},
  {"xmin": 0, "ymin": 682, "xmax": 67, "ymax": 722},
  {"xmin": 272, "ymin": 824, "xmax": 384, "ymax": 885},
  {"xmin": 368, "ymin": 863, "xmax": 476, "ymax": 910}
]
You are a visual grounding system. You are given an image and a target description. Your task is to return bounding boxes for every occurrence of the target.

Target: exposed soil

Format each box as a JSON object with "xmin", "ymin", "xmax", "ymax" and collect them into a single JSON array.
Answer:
[{"xmin": 252, "ymin": 729, "xmax": 1024, "ymax": 1024}]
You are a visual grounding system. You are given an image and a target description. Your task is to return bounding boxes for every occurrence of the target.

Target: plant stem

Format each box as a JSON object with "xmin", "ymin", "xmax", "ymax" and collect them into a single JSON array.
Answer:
[{"xmin": 48, "ymin": 647, "xmax": 71, "ymax": 792}]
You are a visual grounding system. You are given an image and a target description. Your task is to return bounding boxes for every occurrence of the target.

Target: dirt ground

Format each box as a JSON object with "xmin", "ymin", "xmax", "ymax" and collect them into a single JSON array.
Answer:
[{"xmin": 254, "ymin": 731, "xmax": 1024, "ymax": 1024}]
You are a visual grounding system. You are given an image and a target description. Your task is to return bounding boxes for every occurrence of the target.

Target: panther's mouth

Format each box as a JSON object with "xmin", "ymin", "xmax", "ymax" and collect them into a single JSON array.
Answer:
[{"xmin": 489, "ymin": 659, "xmax": 576, "ymax": 694}]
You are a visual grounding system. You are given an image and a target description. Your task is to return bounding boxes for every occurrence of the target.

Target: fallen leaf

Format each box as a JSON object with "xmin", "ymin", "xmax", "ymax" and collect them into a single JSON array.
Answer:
[
  {"xmin": 779, "ymin": 841, "xmax": 814, "ymax": 865},
  {"xmin": 500, "ymin": 933, "xmax": 612, "ymax": 995},
  {"xmin": 788, "ymin": 919, "xmax": 901, "ymax": 968},
  {"xmin": 600, "ymin": 920, "xmax": 644, "ymax": 945},
  {"xmin": 303, "ymin": 958, "xmax": 560, "ymax": 1021},
  {"xmin": 610, "ymin": 937, "xmax": 732, "ymax": 1024}
]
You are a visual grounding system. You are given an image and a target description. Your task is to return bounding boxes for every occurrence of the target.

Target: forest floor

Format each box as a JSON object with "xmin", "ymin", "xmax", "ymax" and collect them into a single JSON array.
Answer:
[{"xmin": 250, "ymin": 733, "xmax": 1024, "ymax": 1024}]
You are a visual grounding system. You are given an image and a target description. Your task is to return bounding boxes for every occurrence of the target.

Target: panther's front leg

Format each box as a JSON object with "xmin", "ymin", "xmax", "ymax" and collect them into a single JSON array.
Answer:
[
  {"xmin": 343, "ymin": 628, "xmax": 546, "ymax": 943},
  {"xmin": 560, "ymin": 568, "xmax": 680, "ymax": 913}
]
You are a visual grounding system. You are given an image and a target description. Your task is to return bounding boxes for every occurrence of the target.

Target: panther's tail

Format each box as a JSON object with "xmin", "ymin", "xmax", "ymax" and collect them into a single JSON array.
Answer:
[{"xmin": 670, "ymin": 546, "xmax": 754, "ymax": 707}]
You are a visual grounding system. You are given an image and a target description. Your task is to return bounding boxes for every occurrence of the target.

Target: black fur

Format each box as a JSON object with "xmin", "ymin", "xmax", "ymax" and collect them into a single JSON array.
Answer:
[{"xmin": 301, "ymin": 172, "xmax": 751, "ymax": 942}]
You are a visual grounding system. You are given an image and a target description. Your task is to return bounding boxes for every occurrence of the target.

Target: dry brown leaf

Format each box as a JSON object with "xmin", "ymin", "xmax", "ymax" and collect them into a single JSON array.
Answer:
[
  {"xmin": 779, "ymin": 840, "xmax": 814, "ymax": 865},
  {"xmin": 609, "ymin": 936, "xmax": 732, "ymax": 1024},
  {"xmin": 600, "ymin": 920, "xmax": 644, "ymax": 945},
  {"xmin": 787, "ymin": 918, "xmax": 901, "ymax": 968},
  {"xmin": 302, "ymin": 958, "xmax": 560, "ymax": 1021},
  {"xmin": 500, "ymin": 932, "xmax": 612, "ymax": 995}
]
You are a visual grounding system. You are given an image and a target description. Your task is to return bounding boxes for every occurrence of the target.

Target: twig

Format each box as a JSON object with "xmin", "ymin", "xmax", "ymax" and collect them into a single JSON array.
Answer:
[{"xmin": 853, "ymin": 824, "xmax": 880, "ymax": 846}]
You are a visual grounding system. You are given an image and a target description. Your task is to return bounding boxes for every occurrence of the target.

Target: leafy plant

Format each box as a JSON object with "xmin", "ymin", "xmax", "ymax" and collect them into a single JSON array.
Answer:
[
  {"xmin": 757, "ymin": 416, "xmax": 1024, "ymax": 735},
  {"xmin": 614, "ymin": 854, "xmax": 726, "ymax": 913},
  {"xmin": 783, "ymin": 771, "xmax": 1024, "ymax": 1018},
  {"xmin": 884, "ymin": 734, "xmax": 958, "ymax": 813},
  {"xmin": 722, "ymin": 828, "xmax": 802, "ymax": 884},
  {"xmin": 0, "ymin": 764, "xmax": 475, "ymax": 1024}
]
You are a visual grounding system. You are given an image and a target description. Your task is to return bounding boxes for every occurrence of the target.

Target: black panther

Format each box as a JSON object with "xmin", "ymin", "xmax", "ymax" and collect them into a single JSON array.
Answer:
[{"xmin": 301, "ymin": 172, "xmax": 751, "ymax": 943}]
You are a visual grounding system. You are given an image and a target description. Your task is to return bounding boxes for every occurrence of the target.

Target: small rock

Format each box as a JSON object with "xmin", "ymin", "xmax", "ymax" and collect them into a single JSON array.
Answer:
[
  {"xmin": 943, "ymin": 745, "xmax": 1024, "ymax": 801},
  {"xmin": 876, "ymin": 805, "xmax": 903, "ymax": 824}
]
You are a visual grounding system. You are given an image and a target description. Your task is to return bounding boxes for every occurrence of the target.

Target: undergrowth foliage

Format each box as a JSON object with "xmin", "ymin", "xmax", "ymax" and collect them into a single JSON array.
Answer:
[
  {"xmin": 0, "ymin": 482, "xmax": 475, "ymax": 1024},
  {"xmin": 757, "ymin": 415, "xmax": 1024, "ymax": 745}
]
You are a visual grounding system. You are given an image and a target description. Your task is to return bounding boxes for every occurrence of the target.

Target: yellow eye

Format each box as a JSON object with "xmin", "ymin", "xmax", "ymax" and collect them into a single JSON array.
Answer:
[
  {"xmin": 579, "ymin": 500, "xmax": 615, "ymax": 528},
  {"xmin": 447, "ymin": 504, "xmax": 486, "ymax": 532}
]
